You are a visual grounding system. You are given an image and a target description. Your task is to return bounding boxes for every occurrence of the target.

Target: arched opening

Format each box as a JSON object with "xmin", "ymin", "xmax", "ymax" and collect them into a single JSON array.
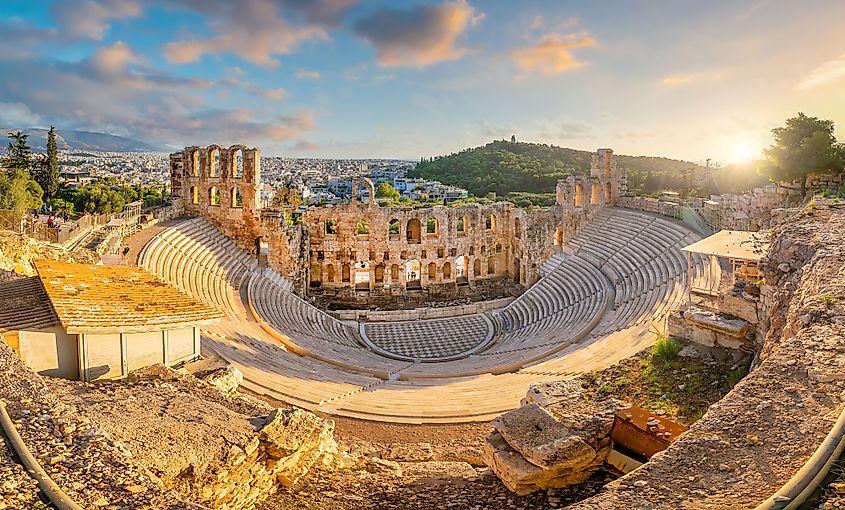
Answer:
[
  {"xmin": 485, "ymin": 213, "xmax": 497, "ymax": 232},
  {"xmin": 426, "ymin": 217, "xmax": 438, "ymax": 236},
  {"xmin": 455, "ymin": 256, "xmax": 468, "ymax": 285},
  {"xmin": 210, "ymin": 148, "xmax": 219, "ymax": 178},
  {"xmin": 513, "ymin": 258, "xmax": 521, "ymax": 284},
  {"xmin": 354, "ymin": 261, "xmax": 370, "ymax": 291},
  {"xmin": 554, "ymin": 226, "xmax": 564, "ymax": 246},
  {"xmin": 514, "ymin": 217, "xmax": 522, "ymax": 237},
  {"xmin": 352, "ymin": 179, "xmax": 375, "ymax": 204},
  {"xmin": 442, "ymin": 261, "xmax": 452, "ymax": 280},
  {"xmin": 209, "ymin": 186, "xmax": 221, "ymax": 206},
  {"xmin": 590, "ymin": 183, "xmax": 600, "ymax": 205},
  {"xmin": 232, "ymin": 148, "xmax": 243, "ymax": 178},
  {"xmin": 406, "ymin": 219, "xmax": 421, "ymax": 244},
  {"xmin": 191, "ymin": 150, "xmax": 199, "ymax": 176},
  {"xmin": 190, "ymin": 186, "xmax": 199, "ymax": 204},
  {"xmin": 391, "ymin": 264, "xmax": 400, "ymax": 282},
  {"xmin": 605, "ymin": 182, "xmax": 612, "ymax": 203},
  {"xmin": 310, "ymin": 263, "xmax": 322, "ymax": 288},
  {"xmin": 231, "ymin": 187, "xmax": 243, "ymax": 207},
  {"xmin": 326, "ymin": 264, "xmax": 335, "ymax": 283},
  {"xmin": 374, "ymin": 264, "xmax": 385, "ymax": 284},
  {"xmin": 488, "ymin": 257, "xmax": 496, "ymax": 275},
  {"xmin": 428, "ymin": 262, "xmax": 437, "ymax": 279},
  {"xmin": 456, "ymin": 216, "xmax": 467, "ymax": 236},
  {"xmin": 405, "ymin": 260, "xmax": 421, "ymax": 289},
  {"xmin": 473, "ymin": 258, "xmax": 482, "ymax": 277},
  {"xmin": 325, "ymin": 218, "xmax": 338, "ymax": 235},
  {"xmin": 575, "ymin": 182, "xmax": 584, "ymax": 207},
  {"xmin": 388, "ymin": 218, "xmax": 400, "ymax": 240},
  {"xmin": 356, "ymin": 219, "xmax": 370, "ymax": 236},
  {"xmin": 341, "ymin": 263, "xmax": 351, "ymax": 283}
]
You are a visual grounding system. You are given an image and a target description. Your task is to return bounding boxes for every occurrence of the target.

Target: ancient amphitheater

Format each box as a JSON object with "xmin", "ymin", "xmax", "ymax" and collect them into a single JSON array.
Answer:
[{"xmin": 128, "ymin": 146, "xmax": 710, "ymax": 423}]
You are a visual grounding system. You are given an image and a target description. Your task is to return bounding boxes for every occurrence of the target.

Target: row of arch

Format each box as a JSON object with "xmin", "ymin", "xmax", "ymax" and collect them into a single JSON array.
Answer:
[
  {"xmin": 572, "ymin": 181, "xmax": 612, "ymax": 207},
  {"xmin": 309, "ymin": 255, "xmax": 511, "ymax": 290},
  {"xmin": 190, "ymin": 147, "xmax": 245, "ymax": 179},
  {"xmin": 324, "ymin": 214, "xmax": 516, "ymax": 242},
  {"xmin": 190, "ymin": 185, "xmax": 243, "ymax": 207}
]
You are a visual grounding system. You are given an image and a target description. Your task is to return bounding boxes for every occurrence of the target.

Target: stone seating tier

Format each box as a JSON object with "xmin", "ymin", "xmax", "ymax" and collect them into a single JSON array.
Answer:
[{"xmin": 137, "ymin": 208, "xmax": 704, "ymax": 423}]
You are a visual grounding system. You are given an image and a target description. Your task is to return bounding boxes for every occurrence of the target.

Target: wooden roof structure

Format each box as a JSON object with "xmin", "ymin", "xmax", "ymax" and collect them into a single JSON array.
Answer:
[
  {"xmin": 0, "ymin": 277, "xmax": 59, "ymax": 333},
  {"xmin": 34, "ymin": 260, "xmax": 223, "ymax": 334}
]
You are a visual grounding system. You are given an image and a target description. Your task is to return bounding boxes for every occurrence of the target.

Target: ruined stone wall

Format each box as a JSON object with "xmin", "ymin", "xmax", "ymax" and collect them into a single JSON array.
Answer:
[
  {"xmin": 169, "ymin": 146, "xmax": 623, "ymax": 298},
  {"xmin": 171, "ymin": 146, "xmax": 264, "ymax": 254}
]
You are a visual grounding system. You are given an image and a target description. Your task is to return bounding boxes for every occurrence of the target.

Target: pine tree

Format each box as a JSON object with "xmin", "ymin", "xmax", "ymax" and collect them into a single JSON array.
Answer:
[{"xmin": 4, "ymin": 131, "xmax": 32, "ymax": 174}]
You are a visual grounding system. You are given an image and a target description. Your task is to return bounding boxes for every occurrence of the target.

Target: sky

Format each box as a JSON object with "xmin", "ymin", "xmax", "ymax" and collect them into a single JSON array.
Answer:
[{"xmin": 1, "ymin": 0, "xmax": 844, "ymax": 163}]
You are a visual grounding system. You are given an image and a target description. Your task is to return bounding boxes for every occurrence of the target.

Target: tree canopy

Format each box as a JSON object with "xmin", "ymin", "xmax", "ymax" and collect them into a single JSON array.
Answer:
[
  {"xmin": 759, "ymin": 113, "xmax": 844, "ymax": 189},
  {"xmin": 410, "ymin": 140, "xmax": 713, "ymax": 197},
  {"xmin": 0, "ymin": 131, "xmax": 43, "ymax": 215},
  {"xmin": 376, "ymin": 181, "xmax": 401, "ymax": 201}
]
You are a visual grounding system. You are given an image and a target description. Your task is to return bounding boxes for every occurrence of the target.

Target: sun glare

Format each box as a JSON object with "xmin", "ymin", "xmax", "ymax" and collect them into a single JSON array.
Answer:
[{"xmin": 731, "ymin": 143, "xmax": 756, "ymax": 164}]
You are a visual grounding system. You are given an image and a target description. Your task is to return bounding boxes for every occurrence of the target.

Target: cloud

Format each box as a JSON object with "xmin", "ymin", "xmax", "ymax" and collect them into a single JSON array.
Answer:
[
  {"xmin": 797, "ymin": 54, "xmax": 845, "ymax": 90},
  {"xmin": 163, "ymin": 0, "xmax": 357, "ymax": 67},
  {"xmin": 0, "ymin": 49, "xmax": 314, "ymax": 145},
  {"xmin": 540, "ymin": 122, "xmax": 592, "ymax": 140},
  {"xmin": 291, "ymin": 139, "xmax": 319, "ymax": 152},
  {"xmin": 51, "ymin": 0, "xmax": 142, "ymax": 40},
  {"xmin": 660, "ymin": 70, "xmax": 726, "ymax": 87},
  {"xmin": 353, "ymin": 0, "xmax": 483, "ymax": 67},
  {"xmin": 0, "ymin": 102, "xmax": 42, "ymax": 127},
  {"xmin": 295, "ymin": 69, "xmax": 322, "ymax": 79},
  {"xmin": 472, "ymin": 120, "xmax": 518, "ymax": 139},
  {"xmin": 512, "ymin": 34, "xmax": 596, "ymax": 75},
  {"xmin": 222, "ymin": 77, "xmax": 287, "ymax": 100}
]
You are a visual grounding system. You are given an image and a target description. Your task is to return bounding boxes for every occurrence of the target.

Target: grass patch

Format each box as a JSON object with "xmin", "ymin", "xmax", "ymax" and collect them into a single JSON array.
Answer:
[
  {"xmin": 820, "ymin": 293, "xmax": 836, "ymax": 307},
  {"xmin": 583, "ymin": 347, "xmax": 753, "ymax": 425},
  {"xmin": 652, "ymin": 336, "xmax": 681, "ymax": 364}
]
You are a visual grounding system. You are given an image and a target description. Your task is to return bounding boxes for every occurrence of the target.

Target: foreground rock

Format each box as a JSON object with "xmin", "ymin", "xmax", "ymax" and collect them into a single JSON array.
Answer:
[
  {"xmin": 0, "ymin": 342, "xmax": 193, "ymax": 509},
  {"xmin": 49, "ymin": 363, "xmax": 342, "ymax": 510},
  {"xmin": 484, "ymin": 380, "xmax": 625, "ymax": 494}
]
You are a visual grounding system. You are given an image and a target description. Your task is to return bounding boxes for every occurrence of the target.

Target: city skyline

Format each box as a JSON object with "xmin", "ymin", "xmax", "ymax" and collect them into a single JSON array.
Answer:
[{"xmin": 1, "ymin": 0, "xmax": 844, "ymax": 163}]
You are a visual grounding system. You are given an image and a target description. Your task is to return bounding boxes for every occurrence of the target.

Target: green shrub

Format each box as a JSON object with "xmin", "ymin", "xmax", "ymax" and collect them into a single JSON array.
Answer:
[
  {"xmin": 820, "ymin": 293, "xmax": 836, "ymax": 306},
  {"xmin": 652, "ymin": 336, "xmax": 681, "ymax": 362}
]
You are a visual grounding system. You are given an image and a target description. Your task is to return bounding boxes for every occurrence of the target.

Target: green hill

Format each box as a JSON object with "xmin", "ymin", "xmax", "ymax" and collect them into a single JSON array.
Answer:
[{"xmin": 410, "ymin": 140, "xmax": 762, "ymax": 199}]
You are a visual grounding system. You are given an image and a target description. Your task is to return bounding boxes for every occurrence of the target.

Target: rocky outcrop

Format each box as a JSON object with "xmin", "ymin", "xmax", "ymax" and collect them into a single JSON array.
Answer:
[
  {"xmin": 0, "ymin": 342, "xmax": 194, "ymax": 509},
  {"xmin": 484, "ymin": 380, "xmax": 626, "ymax": 495},
  {"xmin": 48, "ymin": 363, "xmax": 343, "ymax": 510},
  {"xmin": 0, "ymin": 231, "xmax": 97, "ymax": 275},
  {"xmin": 562, "ymin": 203, "xmax": 845, "ymax": 509}
]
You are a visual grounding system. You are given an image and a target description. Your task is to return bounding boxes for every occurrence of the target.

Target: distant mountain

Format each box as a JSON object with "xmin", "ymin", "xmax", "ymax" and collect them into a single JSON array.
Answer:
[
  {"xmin": 0, "ymin": 128, "xmax": 164, "ymax": 153},
  {"xmin": 410, "ymin": 140, "xmax": 710, "ymax": 197}
]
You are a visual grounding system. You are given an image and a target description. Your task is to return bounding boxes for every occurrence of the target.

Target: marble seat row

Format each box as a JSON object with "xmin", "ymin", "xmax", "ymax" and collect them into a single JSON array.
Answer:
[{"xmin": 139, "ymin": 218, "xmax": 256, "ymax": 317}]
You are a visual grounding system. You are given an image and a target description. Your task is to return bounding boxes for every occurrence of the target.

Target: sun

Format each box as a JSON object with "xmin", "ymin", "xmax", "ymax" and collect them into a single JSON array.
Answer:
[{"xmin": 731, "ymin": 143, "xmax": 756, "ymax": 164}]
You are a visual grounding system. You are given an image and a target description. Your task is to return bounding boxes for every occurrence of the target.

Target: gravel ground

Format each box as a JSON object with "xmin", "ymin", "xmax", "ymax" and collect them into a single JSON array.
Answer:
[
  {"xmin": 260, "ymin": 462, "xmax": 616, "ymax": 510},
  {"xmin": 0, "ymin": 431, "xmax": 41, "ymax": 509}
]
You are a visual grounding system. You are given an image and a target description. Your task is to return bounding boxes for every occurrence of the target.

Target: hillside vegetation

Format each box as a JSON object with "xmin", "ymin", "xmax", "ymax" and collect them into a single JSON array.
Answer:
[{"xmin": 410, "ymin": 140, "xmax": 772, "ymax": 200}]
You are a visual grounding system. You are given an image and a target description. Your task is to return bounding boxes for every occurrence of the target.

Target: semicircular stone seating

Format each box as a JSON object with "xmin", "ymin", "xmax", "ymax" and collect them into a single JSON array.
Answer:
[{"xmin": 137, "ymin": 208, "xmax": 706, "ymax": 423}]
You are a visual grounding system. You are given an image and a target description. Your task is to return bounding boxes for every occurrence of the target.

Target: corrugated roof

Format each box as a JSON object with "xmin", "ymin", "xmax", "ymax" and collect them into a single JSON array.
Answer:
[
  {"xmin": 35, "ymin": 260, "xmax": 223, "ymax": 334},
  {"xmin": 681, "ymin": 230, "xmax": 771, "ymax": 262},
  {"xmin": 0, "ymin": 277, "xmax": 59, "ymax": 333}
]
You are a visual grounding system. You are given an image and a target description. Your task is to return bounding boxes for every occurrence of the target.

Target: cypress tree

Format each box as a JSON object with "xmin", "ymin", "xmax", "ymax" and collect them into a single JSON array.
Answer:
[{"xmin": 44, "ymin": 126, "xmax": 59, "ymax": 199}]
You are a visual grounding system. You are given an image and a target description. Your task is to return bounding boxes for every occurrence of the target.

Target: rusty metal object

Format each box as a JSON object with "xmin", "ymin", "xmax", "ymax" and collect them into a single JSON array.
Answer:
[{"xmin": 610, "ymin": 406, "xmax": 689, "ymax": 459}]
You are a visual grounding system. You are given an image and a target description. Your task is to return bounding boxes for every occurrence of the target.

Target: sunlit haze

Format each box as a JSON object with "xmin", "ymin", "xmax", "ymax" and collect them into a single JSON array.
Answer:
[{"xmin": 1, "ymin": 0, "xmax": 844, "ymax": 163}]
